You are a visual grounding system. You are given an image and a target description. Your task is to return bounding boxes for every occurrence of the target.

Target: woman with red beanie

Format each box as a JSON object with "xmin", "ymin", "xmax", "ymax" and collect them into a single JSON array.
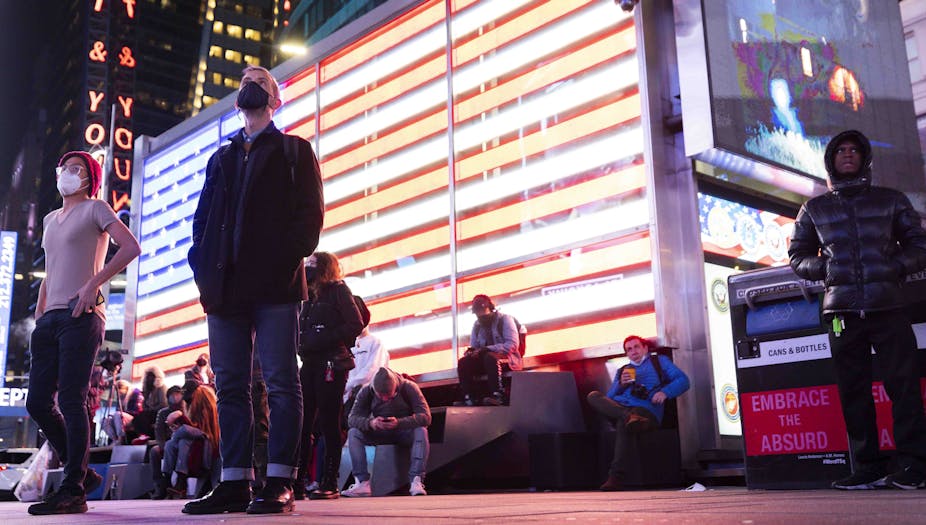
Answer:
[{"xmin": 26, "ymin": 152, "xmax": 140, "ymax": 515}]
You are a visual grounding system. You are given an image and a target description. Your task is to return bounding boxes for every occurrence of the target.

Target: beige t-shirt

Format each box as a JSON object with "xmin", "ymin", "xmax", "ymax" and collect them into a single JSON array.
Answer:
[{"xmin": 42, "ymin": 199, "xmax": 118, "ymax": 319}]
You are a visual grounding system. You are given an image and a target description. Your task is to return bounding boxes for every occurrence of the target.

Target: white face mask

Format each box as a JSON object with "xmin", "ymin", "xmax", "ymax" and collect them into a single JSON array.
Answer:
[{"xmin": 56, "ymin": 171, "xmax": 88, "ymax": 197}]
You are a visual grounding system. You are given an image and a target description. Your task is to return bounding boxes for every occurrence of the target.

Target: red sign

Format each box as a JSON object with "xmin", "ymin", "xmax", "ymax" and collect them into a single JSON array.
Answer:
[
  {"xmin": 742, "ymin": 385, "xmax": 848, "ymax": 456},
  {"xmin": 742, "ymin": 380, "xmax": 926, "ymax": 456}
]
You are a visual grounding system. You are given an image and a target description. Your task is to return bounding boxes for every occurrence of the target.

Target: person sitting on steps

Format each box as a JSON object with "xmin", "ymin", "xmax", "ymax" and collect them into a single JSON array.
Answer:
[
  {"xmin": 587, "ymin": 335, "xmax": 690, "ymax": 491},
  {"xmin": 456, "ymin": 294, "xmax": 522, "ymax": 406}
]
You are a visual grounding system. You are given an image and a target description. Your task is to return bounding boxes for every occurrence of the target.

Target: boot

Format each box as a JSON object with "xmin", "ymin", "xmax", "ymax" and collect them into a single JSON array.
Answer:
[
  {"xmin": 292, "ymin": 476, "xmax": 307, "ymax": 500},
  {"xmin": 308, "ymin": 455, "xmax": 340, "ymax": 500},
  {"xmin": 150, "ymin": 473, "xmax": 169, "ymax": 500}
]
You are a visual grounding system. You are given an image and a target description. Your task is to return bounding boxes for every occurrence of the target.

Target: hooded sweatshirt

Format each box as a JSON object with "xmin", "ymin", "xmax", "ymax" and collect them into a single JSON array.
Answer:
[
  {"xmin": 347, "ymin": 367, "xmax": 431, "ymax": 432},
  {"xmin": 789, "ymin": 130, "xmax": 926, "ymax": 313}
]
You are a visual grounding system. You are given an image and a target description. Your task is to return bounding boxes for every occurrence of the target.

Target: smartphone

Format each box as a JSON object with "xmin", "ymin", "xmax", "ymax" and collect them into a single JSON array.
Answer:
[{"xmin": 67, "ymin": 291, "xmax": 106, "ymax": 313}]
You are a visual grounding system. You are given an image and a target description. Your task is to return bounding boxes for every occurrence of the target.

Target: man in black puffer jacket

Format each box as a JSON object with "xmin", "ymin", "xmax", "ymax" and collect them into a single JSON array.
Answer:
[{"xmin": 789, "ymin": 129, "xmax": 926, "ymax": 491}]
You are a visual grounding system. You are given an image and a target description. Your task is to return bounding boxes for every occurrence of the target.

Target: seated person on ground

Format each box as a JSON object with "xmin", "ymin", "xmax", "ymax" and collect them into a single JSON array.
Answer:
[
  {"xmin": 456, "ymin": 294, "xmax": 522, "ymax": 406},
  {"xmin": 586, "ymin": 335, "xmax": 690, "ymax": 491},
  {"xmin": 150, "ymin": 385, "xmax": 186, "ymax": 499},
  {"xmin": 161, "ymin": 386, "xmax": 220, "ymax": 498},
  {"xmin": 342, "ymin": 367, "xmax": 431, "ymax": 497}
]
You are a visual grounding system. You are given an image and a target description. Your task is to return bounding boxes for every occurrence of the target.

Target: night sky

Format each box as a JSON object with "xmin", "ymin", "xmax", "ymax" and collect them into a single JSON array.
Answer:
[{"xmin": 0, "ymin": 2, "xmax": 44, "ymax": 195}]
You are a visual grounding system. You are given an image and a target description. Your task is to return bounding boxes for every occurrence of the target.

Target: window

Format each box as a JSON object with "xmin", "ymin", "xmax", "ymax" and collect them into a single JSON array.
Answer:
[
  {"xmin": 907, "ymin": 33, "xmax": 922, "ymax": 82},
  {"xmin": 227, "ymin": 24, "xmax": 243, "ymax": 38},
  {"xmin": 244, "ymin": 55, "xmax": 259, "ymax": 66},
  {"xmin": 245, "ymin": 28, "xmax": 260, "ymax": 42},
  {"xmin": 213, "ymin": 21, "xmax": 224, "ymax": 34},
  {"xmin": 209, "ymin": 45, "xmax": 222, "ymax": 58},
  {"xmin": 202, "ymin": 95, "xmax": 218, "ymax": 107},
  {"xmin": 224, "ymin": 49, "xmax": 242, "ymax": 63},
  {"xmin": 223, "ymin": 77, "xmax": 237, "ymax": 88},
  {"xmin": 212, "ymin": 72, "xmax": 222, "ymax": 85}
]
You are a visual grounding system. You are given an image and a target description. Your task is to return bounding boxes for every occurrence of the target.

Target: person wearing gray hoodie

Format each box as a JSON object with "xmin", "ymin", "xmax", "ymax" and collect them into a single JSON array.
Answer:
[{"xmin": 343, "ymin": 367, "xmax": 431, "ymax": 497}]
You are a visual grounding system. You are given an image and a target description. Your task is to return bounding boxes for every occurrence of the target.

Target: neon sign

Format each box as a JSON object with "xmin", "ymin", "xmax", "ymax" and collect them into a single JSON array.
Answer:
[{"xmin": 85, "ymin": 0, "xmax": 135, "ymax": 212}]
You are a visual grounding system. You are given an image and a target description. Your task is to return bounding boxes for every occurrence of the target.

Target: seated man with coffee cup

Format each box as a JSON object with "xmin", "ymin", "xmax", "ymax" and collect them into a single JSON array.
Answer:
[{"xmin": 586, "ymin": 335, "xmax": 690, "ymax": 491}]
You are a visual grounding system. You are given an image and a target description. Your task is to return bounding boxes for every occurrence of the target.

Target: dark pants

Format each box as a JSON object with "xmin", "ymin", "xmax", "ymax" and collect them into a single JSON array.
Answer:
[
  {"xmin": 826, "ymin": 310, "xmax": 926, "ymax": 474},
  {"xmin": 299, "ymin": 361, "xmax": 347, "ymax": 487},
  {"xmin": 457, "ymin": 351, "xmax": 506, "ymax": 399},
  {"xmin": 586, "ymin": 391, "xmax": 657, "ymax": 478},
  {"xmin": 26, "ymin": 310, "xmax": 104, "ymax": 493},
  {"xmin": 207, "ymin": 303, "xmax": 303, "ymax": 481}
]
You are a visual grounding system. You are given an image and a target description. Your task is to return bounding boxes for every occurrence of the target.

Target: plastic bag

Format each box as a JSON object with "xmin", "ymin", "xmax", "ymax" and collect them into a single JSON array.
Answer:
[{"xmin": 14, "ymin": 442, "xmax": 53, "ymax": 502}]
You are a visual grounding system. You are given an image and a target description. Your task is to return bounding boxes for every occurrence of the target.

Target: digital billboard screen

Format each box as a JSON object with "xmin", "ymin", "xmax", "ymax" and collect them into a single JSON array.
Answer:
[{"xmin": 683, "ymin": 0, "xmax": 923, "ymax": 197}]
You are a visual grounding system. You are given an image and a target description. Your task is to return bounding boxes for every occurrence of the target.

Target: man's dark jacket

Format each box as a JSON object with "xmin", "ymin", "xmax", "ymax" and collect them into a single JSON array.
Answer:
[
  {"xmin": 789, "ymin": 130, "xmax": 926, "ymax": 314},
  {"xmin": 188, "ymin": 122, "xmax": 324, "ymax": 313}
]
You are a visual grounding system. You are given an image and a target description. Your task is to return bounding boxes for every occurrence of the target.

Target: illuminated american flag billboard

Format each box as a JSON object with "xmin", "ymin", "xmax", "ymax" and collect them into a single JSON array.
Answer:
[{"xmin": 127, "ymin": 0, "xmax": 652, "ymax": 381}]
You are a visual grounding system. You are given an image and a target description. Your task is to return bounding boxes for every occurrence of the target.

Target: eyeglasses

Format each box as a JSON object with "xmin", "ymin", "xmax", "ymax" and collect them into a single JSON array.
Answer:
[{"xmin": 55, "ymin": 165, "xmax": 85, "ymax": 176}]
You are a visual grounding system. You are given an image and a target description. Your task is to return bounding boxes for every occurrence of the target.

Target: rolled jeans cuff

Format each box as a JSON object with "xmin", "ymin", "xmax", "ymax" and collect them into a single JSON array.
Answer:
[
  {"xmin": 267, "ymin": 463, "xmax": 296, "ymax": 479},
  {"xmin": 221, "ymin": 467, "xmax": 254, "ymax": 481}
]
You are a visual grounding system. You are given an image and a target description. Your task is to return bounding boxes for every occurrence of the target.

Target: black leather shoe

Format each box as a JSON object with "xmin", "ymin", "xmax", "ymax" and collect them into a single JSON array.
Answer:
[
  {"xmin": 182, "ymin": 480, "xmax": 251, "ymax": 514},
  {"xmin": 247, "ymin": 477, "xmax": 294, "ymax": 514}
]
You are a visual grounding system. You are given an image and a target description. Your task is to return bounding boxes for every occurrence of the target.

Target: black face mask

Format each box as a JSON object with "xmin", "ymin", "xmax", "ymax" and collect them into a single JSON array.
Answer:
[
  {"xmin": 305, "ymin": 267, "xmax": 317, "ymax": 282},
  {"xmin": 196, "ymin": 358, "xmax": 207, "ymax": 367},
  {"xmin": 237, "ymin": 82, "xmax": 270, "ymax": 110},
  {"xmin": 477, "ymin": 313, "xmax": 494, "ymax": 326}
]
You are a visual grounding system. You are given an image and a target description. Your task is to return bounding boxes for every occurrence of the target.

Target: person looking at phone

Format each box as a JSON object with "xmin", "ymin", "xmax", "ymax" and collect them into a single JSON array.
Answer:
[{"xmin": 342, "ymin": 368, "xmax": 431, "ymax": 497}]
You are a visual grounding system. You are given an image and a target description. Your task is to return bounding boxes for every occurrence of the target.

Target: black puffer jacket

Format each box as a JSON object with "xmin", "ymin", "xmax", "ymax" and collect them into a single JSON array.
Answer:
[{"xmin": 789, "ymin": 130, "xmax": 926, "ymax": 314}]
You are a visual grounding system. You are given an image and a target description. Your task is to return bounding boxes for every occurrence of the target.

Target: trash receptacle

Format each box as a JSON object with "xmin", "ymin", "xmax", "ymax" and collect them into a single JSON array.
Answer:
[{"xmin": 729, "ymin": 266, "xmax": 926, "ymax": 489}]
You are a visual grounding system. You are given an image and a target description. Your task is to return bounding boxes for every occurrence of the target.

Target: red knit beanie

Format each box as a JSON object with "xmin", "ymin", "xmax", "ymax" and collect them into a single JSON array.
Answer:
[{"xmin": 57, "ymin": 151, "xmax": 102, "ymax": 197}]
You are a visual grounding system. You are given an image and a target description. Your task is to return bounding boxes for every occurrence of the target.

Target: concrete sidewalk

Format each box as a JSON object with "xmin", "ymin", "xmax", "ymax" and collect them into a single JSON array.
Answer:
[{"xmin": 1, "ymin": 487, "xmax": 923, "ymax": 524}]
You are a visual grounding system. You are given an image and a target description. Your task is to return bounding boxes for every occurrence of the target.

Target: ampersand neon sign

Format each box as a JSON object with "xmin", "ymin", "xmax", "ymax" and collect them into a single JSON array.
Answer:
[
  {"xmin": 89, "ymin": 41, "xmax": 107, "ymax": 62},
  {"xmin": 118, "ymin": 46, "xmax": 136, "ymax": 68}
]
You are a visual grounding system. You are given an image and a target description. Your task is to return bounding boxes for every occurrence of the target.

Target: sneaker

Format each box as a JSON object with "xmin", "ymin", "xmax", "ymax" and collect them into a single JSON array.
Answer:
[
  {"xmin": 482, "ymin": 392, "xmax": 506, "ymax": 406},
  {"xmin": 599, "ymin": 474, "xmax": 623, "ymax": 492},
  {"xmin": 885, "ymin": 467, "xmax": 926, "ymax": 490},
  {"xmin": 831, "ymin": 470, "xmax": 887, "ymax": 490},
  {"xmin": 28, "ymin": 487, "xmax": 88, "ymax": 515},
  {"xmin": 409, "ymin": 476, "xmax": 427, "ymax": 496},
  {"xmin": 342, "ymin": 479, "xmax": 372, "ymax": 497},
  {"xmin": 305, "ymin": 481, "xmax": 319, "ymax": 492},
  {"xmin": 453, "ymin": 395, "xmax": 477, "ymax": 407}
]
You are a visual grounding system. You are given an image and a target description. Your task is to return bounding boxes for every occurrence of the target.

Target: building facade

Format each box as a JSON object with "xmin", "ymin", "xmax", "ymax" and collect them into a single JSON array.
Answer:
[{"xmin": 128, "ymin": 0, "xmax": 921, "ymax": 471}]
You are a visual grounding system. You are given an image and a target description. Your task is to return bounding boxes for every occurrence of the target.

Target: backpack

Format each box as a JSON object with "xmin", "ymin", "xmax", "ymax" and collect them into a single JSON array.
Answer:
[
  {"xmin": 282, "ymin": 134, "xmax": 300, "ymax": 185},
  {"xmin": 494, "ymin": 314, "xmax": 527, "ymax": 356},
  {"xmin": 619, "ymin": 353, "xmax": 668, "ymax": 389}
]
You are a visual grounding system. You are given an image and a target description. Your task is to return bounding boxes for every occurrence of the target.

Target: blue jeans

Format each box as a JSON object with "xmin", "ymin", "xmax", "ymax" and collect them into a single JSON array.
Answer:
[
  {"xmin": 347, "ymin": 426, "xmax": 429, "ymax": 482},
  {"xmin": 207, "ymin": 303, "xmax": 303, "ymax": 481},
  {"xmin": 26, "ymin": 309, "xmax": 103, "ymax": 493}
]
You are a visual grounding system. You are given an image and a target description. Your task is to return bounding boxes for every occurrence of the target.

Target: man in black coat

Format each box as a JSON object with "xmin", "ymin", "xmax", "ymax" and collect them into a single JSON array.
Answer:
[
  {"xmin": 183, "ymin": 65, "xmax": 324, "ymax": 515},
  {"xmin": 789, "ymin": 129, "xmax": 926, "ymax": 490}
]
